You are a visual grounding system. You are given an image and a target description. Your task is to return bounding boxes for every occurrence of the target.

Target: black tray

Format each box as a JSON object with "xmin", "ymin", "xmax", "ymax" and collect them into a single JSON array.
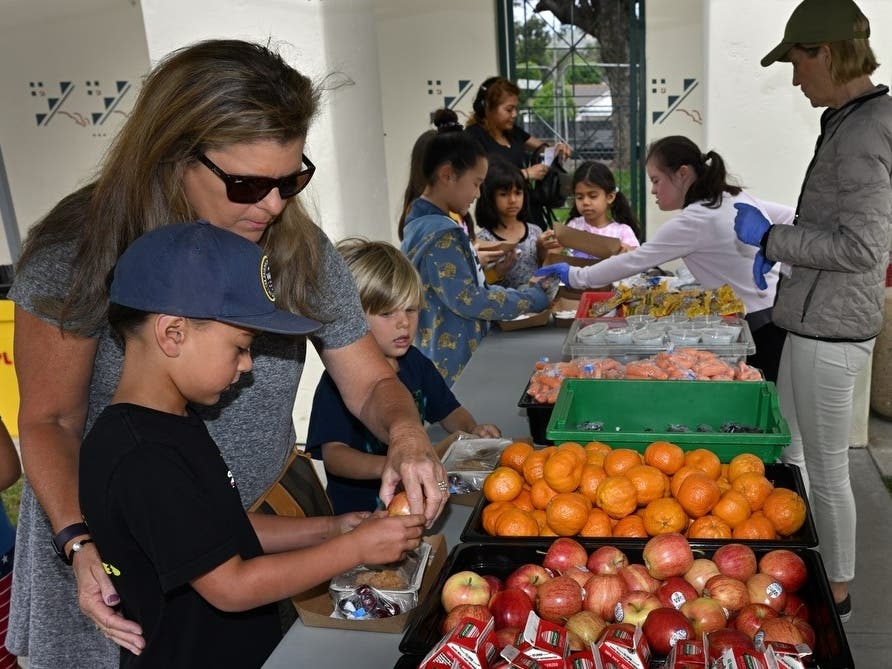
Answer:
[
  {"xmin": 460, "ymin": 463, "xmax": 818, "ymax": 548},
  {"xmin": 517, "ymin": 381, "xmax": 556, "ymax": 445},
  {"xmin": 399, "ymin": 542, "xmax": 853, "ymax": 668}
]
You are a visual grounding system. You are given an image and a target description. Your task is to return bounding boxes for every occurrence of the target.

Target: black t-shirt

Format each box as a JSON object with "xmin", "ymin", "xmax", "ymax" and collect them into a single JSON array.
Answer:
[
  {"xmin": 79, "ymin": 404, "xmax": 280, "ymax": 668},
  {"xmin": 306, "ymin": 346, "xmax": 460, "ymax": 513},
  {"xmin": 465, "ymin": 123, "xmax": 532, "ymax": 170}
]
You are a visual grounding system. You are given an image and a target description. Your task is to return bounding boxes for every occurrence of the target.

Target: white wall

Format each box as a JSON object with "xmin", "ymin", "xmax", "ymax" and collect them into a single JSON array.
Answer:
[
  {"xmin": 375, "ymin": 0, "xmax": 498, "ymax": 241},
  {"xmin": 704, "ymin": 0, "xmax": 892, "ymax": 206},
  {"xmin": 0, "ymin": 1, "xmax": 149, "ymax": 264}
]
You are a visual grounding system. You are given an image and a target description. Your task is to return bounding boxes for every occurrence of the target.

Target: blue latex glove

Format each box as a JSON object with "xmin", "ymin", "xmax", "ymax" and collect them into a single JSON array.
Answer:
[
  {"xmin": 534, "ymin": 262, "xmax": 570, "ymax": 286},
  {"xmin": 733, "ymin": 203, "xmax": 771, "ymax": 246},
  {"xmin": 752, "ymin": 250, "xmax": 775, "ymax": 291}
]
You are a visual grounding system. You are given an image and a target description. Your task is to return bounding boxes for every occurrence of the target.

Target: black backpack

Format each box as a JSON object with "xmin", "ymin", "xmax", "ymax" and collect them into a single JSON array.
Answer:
[{"xmin": 527, "ymin": 154, "xmax": 570, "ymax": 228}]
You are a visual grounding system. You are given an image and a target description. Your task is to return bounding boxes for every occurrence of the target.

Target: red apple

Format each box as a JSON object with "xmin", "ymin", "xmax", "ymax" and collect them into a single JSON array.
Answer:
[
  {"xmin": 746, "ymin": 572, "xmax": 787, "ymax": 612},
  {"xmin": 684, "ymin": 558, "xmax": 721, "ymax": 595},
  {"xmin": 643, "ymin": 533, "xmax": 694, "ymax": 579},
  {"xmin": 756, "ymin": 616, "xmax": 813, "ymax": 647},
  {"xmin": 712, "ymin": 543, "xmax": 758, "ymax": 582},
  {"xmin": 791, "ymin": 615, "xmax": 816, "ymax": 648},
  {"xmin": 440, "ymin": 604, "xmax": 493, "ymax": 634},
  {"xmin": 680, "ymin": 596, "xmax": 728, "ymax": 635},
  {"xmin": 565, "ymin": 610, "xmax": 608, "ymax": 646},
  {"xmin": 657, "ymin": 575, "xmax": 699, "ymax": 610},
  {"xmin": 565, "ymin": 565, "xmax": 593, "ymax": 589},
  {"xmin": 505, "ymin": 564, "xmax": 553, "ymax": 604},
  {"xmin": 732, "ymin": 603, "xmax": 779, "ymax": 640},
  {"xmin": 386, "ymin": 490, "xmax": 411, "ymax": 516},
  {"xmin": 781, "ymin": 592, "xmax": 810, "ymax": 622},
  {"xmin": 489, "ymin": 588, "xmax": 534, "ymax": 630},
  {"xmin": 483, "ymin": 575, "xmax": 503, "ymax": 596},
  {"xmin": 758, "ymin": 549, "xmax": 808, "ymax": 594},
  {"xmin": 441, "ymin": 570, "xmax": 491, "ymax": 612},
  {"xmin": 705, "ymin": 628, "xmax": 755, "ymax": 661},
  {"xmin": 614, "ymin": 591, "xmax": 661, "ymax": 627},
  {"xmin": 583, "ymin": 573, "xmax": 628, "ymax": 621},
  {"xmin": 493, "ymin": 626, "xmax": 522, "ymax": 650},
  {"xmin": 536, "ymin": 575, "xmax": 583, "ymax": 624},
  {"xmin": 586, "ymin": 545, "xmax": 629, "ymax": 575},
  {"xmin": 703, "ymin": 574, "xmax": 750, "ymax": 614},
  {"xmin": 641, "ymin": 606, "xmax": 694, "ymax": 656},
  {"xmin": 543, "ymin": 537, "xmax": 589, "ymax": 575},
  {"xmin": 619, "ymin": 564, "xmax": 661, "ymax": 594}
]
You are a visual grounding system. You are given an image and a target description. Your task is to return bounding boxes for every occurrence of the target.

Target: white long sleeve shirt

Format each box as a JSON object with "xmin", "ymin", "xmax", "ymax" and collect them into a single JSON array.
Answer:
[{"xmin": 568, "ymin": 191, "xmax": 794, "ymax": 314}]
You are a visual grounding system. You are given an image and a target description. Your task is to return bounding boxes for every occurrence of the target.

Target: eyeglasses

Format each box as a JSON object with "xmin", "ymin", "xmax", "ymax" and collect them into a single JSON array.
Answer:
[{"xmin": 196, "ymin": 152, "xmax": 316, "ymax": 204}]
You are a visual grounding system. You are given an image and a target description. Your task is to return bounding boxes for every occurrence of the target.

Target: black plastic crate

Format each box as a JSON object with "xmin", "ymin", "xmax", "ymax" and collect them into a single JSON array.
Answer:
[
  {"xmin": 460, "ymin": 463, "xmax": 818, "ymax": 548},
  {"xmin": 399, "ymin": 542, "xmax": 853, "ymax": 668},
  {"xmin": 518, "ymin": 382, "xmax": 555, "ymax": 445}
]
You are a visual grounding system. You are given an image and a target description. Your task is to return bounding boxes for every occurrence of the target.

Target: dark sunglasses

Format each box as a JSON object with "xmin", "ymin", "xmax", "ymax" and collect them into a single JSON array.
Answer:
[{"xmin": 196, "ymin": 152, "xmax": 315, "ymax": 204}]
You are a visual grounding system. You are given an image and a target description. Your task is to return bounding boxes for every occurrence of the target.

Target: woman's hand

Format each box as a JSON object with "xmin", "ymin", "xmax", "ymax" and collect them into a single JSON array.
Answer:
[
  {"xmin": 379, "ymin": 430, "xmax": 448, "ymax": 527},
  {"xmin": 554, "ymin": 142, "xmax": 572, "ymax": 161},
  {"xmin": 525, "ymin": 163, "xmax": 549, "ymax": 181},
  {"xmin": 74, "ymin": 543, "xmax": 145, "ymax": 655}
]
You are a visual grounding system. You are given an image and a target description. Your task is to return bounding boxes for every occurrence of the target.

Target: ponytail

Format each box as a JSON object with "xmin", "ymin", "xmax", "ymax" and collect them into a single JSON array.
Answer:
[{"xmin": 646, "ymin": 136, "xmax": 741, "ymax": 209}]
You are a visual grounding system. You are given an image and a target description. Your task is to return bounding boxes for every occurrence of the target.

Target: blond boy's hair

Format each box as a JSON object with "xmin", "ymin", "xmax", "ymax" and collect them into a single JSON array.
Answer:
[{"xmin": 336, "ymin": 237, "xmax": 424, "ymax": 314}]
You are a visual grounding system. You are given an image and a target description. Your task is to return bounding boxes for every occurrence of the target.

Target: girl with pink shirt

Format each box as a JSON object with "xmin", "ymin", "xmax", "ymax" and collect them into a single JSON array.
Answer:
[{"xmin": 564, "ymin": 161, "xmax": 640, "ymax": 259}]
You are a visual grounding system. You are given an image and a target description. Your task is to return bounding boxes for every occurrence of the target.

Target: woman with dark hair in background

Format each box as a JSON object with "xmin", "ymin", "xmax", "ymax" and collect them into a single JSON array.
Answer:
[
  {"xmin": 465, "ymin": 76, "xmax": 571, "ymax": 229},
  {"xmin": 401, "ymin": 112, "xmax": 551, "ymax": 385},
  {"xmin": 537, "ymin": 135, "xmax": 792, "ymax": 382}
]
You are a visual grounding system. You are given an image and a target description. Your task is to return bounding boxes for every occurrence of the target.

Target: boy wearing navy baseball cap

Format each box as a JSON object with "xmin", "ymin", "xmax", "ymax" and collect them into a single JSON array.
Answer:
[{"xmin": 79, "ymin": 222, "xmax": 425, "ymax": 668}]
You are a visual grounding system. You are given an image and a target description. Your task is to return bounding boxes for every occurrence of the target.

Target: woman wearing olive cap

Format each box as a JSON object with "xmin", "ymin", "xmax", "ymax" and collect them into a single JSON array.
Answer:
[{"xmin": 734, "ymin": 0, "xmax": 892, "ymax": 623}]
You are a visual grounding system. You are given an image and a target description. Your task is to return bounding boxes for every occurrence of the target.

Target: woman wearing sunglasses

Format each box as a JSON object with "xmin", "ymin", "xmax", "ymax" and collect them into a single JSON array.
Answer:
[{"xmin": 7, "ymin": 39, "xmax": 446, "ymax": 667}]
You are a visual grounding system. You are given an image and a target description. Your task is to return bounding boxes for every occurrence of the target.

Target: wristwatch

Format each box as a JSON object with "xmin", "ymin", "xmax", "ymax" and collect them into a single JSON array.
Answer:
[{"xmin": 51, "ymin": 522, "xmax": 90, "ymax": 564}]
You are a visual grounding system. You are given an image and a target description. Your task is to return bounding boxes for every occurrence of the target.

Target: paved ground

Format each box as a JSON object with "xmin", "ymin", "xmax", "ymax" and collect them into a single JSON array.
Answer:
[{"xmin": 845, "ymin": 412, "xmax": 892, "ymax": 667}]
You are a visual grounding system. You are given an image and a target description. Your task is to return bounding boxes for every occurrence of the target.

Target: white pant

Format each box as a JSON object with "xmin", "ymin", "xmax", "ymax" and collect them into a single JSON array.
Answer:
[{"xmin": 776, "ymin": 333, "xmax": 875, "ymax": 583}]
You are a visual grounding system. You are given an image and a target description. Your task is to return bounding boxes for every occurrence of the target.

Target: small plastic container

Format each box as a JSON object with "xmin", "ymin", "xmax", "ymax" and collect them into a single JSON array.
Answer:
[
  {"xmin": 605, "ymin": 326, "xmax": 635, "ymax": 344},
  {"xmin": 632, "ymin": 327, "xmax": 665, "ymax": 347},
  {"xmin": 717, "ymin": 322, "xmax": 743, "ymax": 339},
  {"xmin": 624, "ymin": 314, "xmax": 656, "ymax": 329},
  {"xmin": 576, "ymin": 322, "xmax": 609, "ymax": 343},
  {"xmin": 668, "ymin": 329, "xmax": 701, "ymax": 345},
  {"xmin": 701, "ymin": 328, "xmax": 736, "ymax": 345},
  {"xmin": 691, "ymin": 315, "xmax": 723, "ymax": 327}
]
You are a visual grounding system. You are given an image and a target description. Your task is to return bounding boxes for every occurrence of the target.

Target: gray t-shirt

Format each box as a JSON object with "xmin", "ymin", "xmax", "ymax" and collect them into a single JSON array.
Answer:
[{"xmin": 6, "ymin": 229, "xmax": 368, "ymax": 667}]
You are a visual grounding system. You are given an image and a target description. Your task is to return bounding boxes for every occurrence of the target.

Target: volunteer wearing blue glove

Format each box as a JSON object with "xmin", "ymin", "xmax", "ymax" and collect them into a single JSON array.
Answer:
[
  {"xmin": 536, "ymin": 135, "xmax": 792, "ymax": 382},
  {"xmin": 758, "ymin": 0, "xmax": 892, "ymax": 622},
  {"xmin": 734, "ymin": 202, "xmax": 776, "ymax": 290},
  {"xmin": 534, "ymin": 262, "xmax": 570, "ymax": 287}
]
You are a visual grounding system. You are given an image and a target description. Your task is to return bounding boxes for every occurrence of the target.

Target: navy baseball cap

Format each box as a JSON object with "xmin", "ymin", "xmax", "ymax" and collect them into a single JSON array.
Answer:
[{"xmin": 110, "ymin": 221, "xmax": 321, "ymax": 336}]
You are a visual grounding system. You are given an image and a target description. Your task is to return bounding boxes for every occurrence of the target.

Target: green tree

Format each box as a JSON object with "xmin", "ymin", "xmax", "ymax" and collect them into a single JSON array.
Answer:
[
  {"xmin": 515, "ymin": 16, "xmax": 551, "ymax": 66},
  {"xmin": 530, "ymin": 80, "xmax": 576, "ymax": 124}
]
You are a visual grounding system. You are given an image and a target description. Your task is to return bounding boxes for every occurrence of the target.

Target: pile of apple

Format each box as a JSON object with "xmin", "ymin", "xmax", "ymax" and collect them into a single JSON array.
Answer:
[{"xmin": 439, "ymin": 534, "xmax": 815, "ymax": 659}]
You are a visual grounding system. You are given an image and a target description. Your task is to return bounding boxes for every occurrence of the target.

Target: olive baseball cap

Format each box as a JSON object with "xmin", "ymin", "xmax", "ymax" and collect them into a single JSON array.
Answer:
[
  {"xmin": 761, "ymin": 0, "xmax": 870, "ymax": 67},
  {"xmin": 110, "ymin": 221, "xmax": 321, "ymax": 336}
]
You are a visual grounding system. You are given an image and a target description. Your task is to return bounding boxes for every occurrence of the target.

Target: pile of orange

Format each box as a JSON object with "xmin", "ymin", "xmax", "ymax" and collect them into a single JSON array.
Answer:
[{"xmin": 480, "ymin": 441, "xmax": 807, "ymax": 540}]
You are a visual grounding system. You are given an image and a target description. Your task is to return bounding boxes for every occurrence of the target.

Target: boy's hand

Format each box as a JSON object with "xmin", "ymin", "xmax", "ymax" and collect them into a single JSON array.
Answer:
[
  {"xmin": 353, "ymin": 514, "xmax": 425, "ymax": 565},
  {"xmin": 471, "ymin": 424, "xmax": 502, "ymax": 438},
  {"xmin": 334, "ymin": 511, "xmax": 372, "ymax": 535}
]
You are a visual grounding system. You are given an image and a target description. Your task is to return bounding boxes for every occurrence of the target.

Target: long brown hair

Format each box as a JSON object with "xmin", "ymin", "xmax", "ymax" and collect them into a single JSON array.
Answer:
[{"xmin": 18, "ymin": 39, "xmax": 323, "ymax": 335}]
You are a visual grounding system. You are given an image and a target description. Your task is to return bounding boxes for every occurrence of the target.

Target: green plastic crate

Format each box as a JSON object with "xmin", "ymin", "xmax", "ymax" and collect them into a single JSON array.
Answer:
[{"xmin": 545, "ymin": 379, "xmax": 790, "ymax": 462}]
